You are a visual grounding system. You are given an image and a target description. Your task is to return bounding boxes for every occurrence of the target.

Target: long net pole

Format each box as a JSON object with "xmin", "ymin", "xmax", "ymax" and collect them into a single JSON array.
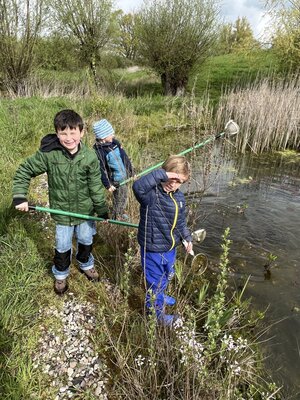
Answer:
[
  {"xmin": 29, "ymin": 206, "xmax": 139, "ymax": 228},
  {"xmin": 119, "ymin": 131, "xmax": 226, "ymax": 186}
]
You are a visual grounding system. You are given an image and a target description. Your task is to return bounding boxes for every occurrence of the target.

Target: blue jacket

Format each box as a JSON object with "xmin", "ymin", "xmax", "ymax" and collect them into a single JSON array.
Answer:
[
  {"xmin": 132, "ymin": 169, "xmax": 192, "ymax": 252},
  {"xmin": 93, "ymin": 139, "xmax": 134, "ymax": 189}
]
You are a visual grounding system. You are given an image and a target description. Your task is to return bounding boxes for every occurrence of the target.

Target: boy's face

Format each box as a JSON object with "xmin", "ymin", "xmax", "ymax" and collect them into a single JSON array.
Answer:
[
  {"xmin": 100, "ymin": 134, "xmax": 114, "ymax": 143},
  {"xmin": 162, "ymin": 174, "xmax": 188, "ymax": 193},
  {"xmin": 57, "ymin": 126, "xmax": 84, "ymax": 154}
]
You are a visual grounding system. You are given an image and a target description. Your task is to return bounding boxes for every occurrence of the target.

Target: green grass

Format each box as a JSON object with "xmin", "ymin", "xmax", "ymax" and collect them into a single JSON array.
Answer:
[
  {"xmin": 189, "ymin": 50, "xmax": 280, "ymax": 102},
  {"xmin": 113, "ymin": 50, "xmax": 280, "ymax": 101},
  {"xmin": 22, "ymin": 50, "xmax": 280, "ymax": 104},
  {"xmin": 0, "ymin": 219, "xmax": 52, "ymax": 399}
]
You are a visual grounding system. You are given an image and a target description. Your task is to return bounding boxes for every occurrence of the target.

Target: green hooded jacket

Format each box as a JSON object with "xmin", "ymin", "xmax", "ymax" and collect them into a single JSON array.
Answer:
[{"xmin": 13, "ymin": 134, "xmax": 107, "ymax": 225}]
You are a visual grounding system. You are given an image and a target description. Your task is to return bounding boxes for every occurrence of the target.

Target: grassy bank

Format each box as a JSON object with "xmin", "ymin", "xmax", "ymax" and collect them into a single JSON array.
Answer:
[
  {"xmin": 31, "ymin": 50, "xmax": 279, "ymax": 103},
  {"xmin": 0, "ymin": 96, "xmax": 283, "ymax": 399}
]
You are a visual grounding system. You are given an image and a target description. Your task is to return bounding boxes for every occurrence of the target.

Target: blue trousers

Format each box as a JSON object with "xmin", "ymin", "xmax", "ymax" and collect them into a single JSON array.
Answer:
[
  {"xmin": 141, "ymin": 247, "xmax": 176, "ymax": 315},
  {"xmin": 52, "ymin": 221, "xmax": 96, "ymax": 280}
]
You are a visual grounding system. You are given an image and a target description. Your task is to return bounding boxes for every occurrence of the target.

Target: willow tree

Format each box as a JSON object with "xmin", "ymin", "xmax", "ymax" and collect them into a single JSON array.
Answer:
[
  {"xmin": 137, "ymin": 0, "xmax": 219, "ymax": 96},
  {"xmin": 48, "ymin": 0, "xmax": 114, "ymax": 86},
  {"xmin": 0, "ymin": 0, "xmax": 45, "ymax": 94}
]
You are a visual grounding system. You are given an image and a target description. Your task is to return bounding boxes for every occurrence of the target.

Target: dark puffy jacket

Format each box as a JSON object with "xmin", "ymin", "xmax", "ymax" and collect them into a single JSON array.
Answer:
[
  {"xmin": 93, "ymin": 139, "xmax": 134, "ymax": 189},
  {"xmin": 132, "ymin": 169, "xmax": 192, "ymax": 252},
  {"xmin": 13, "ymin": 134, "xmax": 107, "ymax": 225}
]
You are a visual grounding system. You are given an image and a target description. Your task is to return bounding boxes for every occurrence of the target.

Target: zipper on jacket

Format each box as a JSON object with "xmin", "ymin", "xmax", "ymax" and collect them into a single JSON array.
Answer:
[{"xmin": 169, "ymin": 192, "xmax": 178, "ymax": 250}]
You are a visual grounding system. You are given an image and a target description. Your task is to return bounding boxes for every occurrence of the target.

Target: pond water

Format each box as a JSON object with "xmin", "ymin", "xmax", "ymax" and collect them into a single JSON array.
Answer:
[{"xmin": 187, "ymin": 148, "xmax": 300, "ymax": 398}]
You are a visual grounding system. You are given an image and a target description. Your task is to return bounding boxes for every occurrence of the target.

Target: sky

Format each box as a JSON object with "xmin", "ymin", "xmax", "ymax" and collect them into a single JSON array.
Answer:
[{"xmin": 115, "ymin": 0, "xmax": 272, "ymax": 41}]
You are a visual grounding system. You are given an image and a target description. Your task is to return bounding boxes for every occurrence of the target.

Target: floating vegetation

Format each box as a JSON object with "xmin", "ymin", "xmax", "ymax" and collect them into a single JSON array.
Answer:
[{"xmin": 228, "ymin": 176, "xmax": 253, "ymax": 186}]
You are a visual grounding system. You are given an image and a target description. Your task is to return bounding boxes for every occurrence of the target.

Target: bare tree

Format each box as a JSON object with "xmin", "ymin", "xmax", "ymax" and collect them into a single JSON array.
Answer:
[
  {"xmin": 137, "ymin": 0, "xmax": 219, "ymax": 96},
  {"xmin": 0, "ymin": 0, "xmax": 44, "ymax": 94},
  {"xmin": 48, "ymin": 0, "xmax": 114, "ymax": 86}
]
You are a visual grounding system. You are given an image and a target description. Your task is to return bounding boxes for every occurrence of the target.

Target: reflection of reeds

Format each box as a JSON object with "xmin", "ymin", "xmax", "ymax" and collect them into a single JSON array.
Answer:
[{"xmin": 215, "ymin": 76, "xmax": 300, "ymax": 153}]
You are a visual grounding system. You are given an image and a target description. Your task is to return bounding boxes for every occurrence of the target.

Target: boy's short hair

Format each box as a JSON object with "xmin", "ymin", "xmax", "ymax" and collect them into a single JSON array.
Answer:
[
  {"xmin": 162, "ymin": 155, "xmax": 191, "ymax": 178},
  {"xmin": 54, "ymin": 109, "xmax": 84, "ymax": 132}
]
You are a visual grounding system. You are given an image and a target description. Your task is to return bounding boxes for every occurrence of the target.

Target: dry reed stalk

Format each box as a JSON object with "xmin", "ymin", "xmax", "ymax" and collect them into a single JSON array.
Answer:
[
  {"xmin": 3, "ymin": 76, "xmax": 95, "ymax": 99},
  {"xmin": 215, "ymin": 76, "xmax": 300, "ymax": 153}
]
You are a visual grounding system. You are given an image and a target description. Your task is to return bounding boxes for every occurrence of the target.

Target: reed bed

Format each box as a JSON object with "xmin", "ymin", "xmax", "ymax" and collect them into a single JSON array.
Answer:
[
  {"xmin": 2, "ymin": 75, "xmax": 94, "ymax": 99},
  {"xmin": 215, "ymin": 75, "xmax": 300, "ymax": 153}
]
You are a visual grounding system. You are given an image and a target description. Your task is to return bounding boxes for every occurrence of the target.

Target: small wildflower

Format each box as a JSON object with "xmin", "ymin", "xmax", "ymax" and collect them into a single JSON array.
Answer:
[
  {"xmin": 175, "ymin": 318, "xmax": 205, "ymax": 367},
  {"xmin": 134, "ymin": 354, "xmax": 146, "ymax": 367},
  {"xmin": 173, "ymin": 316, "xmax": 184, "ymax": 329}
]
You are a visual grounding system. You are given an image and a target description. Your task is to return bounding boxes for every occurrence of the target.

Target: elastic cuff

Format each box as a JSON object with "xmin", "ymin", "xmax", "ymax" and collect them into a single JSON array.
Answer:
[
  {"xmin": 78, "ymin": 253, "xmax": 94, "ymax": 270},
  {"xmin": 13, "ymin": 197, "xmax": 27, "ymax": 206},
  {"xmin": 79, "ymin": 264, "xmax": 94, "ymax": 272}
]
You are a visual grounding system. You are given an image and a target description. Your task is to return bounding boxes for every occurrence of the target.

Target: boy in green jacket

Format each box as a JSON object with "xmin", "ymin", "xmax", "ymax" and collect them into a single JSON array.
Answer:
[{"xmin": 13, "ymin": 109, "xmax": 108, "ymax": 295}]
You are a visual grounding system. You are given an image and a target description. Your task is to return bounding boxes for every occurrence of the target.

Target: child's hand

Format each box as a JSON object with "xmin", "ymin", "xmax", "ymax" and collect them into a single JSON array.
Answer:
[
  {"xmin": 185, "ymin": 241, "xmax": 193, "ymax": 254},
  {"xmin": 108, "ymin": 185, "xmax": 116, "ymax": 192},
  {"xmin": 98, "ymin": 212, "xmax": 109, "ymax": 224},
  {"xmin": 183, "ymin": 240, "xmax": 194, "ymax": 256},
  {"xmin": 166, "ymin": 172, "xmax": 180, "ymax": 180},
  {"xmin": 15, "ymin": 201, "xmax": 29, "ymax": 212}
]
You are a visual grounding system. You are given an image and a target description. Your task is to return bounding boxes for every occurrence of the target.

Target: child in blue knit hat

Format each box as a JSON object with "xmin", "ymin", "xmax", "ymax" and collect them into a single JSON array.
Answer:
[{"xmin": 93, "ymin": 119, "xmax": 134, "ymax": 220}]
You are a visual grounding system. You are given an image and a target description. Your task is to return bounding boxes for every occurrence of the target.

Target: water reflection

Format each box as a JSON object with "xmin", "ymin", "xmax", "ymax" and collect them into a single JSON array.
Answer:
[{"xmin": 186, "ymin": 149, "xmax": 300, "ymax": 397}]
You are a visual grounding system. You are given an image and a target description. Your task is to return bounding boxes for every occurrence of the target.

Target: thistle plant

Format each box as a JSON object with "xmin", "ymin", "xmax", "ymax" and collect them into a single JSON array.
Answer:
[
  {"xmin": 146, "ymin": 290, "xmax": 158, "ymax": 370},
  {"xmin": 119, "ymin": 232, "xmax": 135, "ymax": 300},
  {"xmin": 205, "ymin": 227, "xmax": 231, "ymax": 352}
]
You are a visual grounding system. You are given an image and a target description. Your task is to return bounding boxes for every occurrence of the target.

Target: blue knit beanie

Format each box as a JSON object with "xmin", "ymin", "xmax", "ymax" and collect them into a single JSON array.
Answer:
[{"xmin": 93, "ymin": 119, "xmax": 115, "ymax": 139}]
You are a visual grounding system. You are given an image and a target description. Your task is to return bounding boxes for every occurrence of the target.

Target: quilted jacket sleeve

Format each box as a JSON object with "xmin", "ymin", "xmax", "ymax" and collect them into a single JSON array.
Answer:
[
  {"xmin": 12, "ymin": 151, "xmax": 48, "ymax": 202},
  {"xmin": 87, "ymin": 153, "xmax": 108, "ymax": 216},
  {"xmin": 132, "ymin": 169, "xmax": 168, "ymax": 206},
  {"xmin": 93, "ymin": 144, "xmax": 111, "ymax": 189},
  {"xmin": 120, "ymin": 147, "xmax": 134, "ymax": 177},
  {"xmin": 177, "ymin": 194, "xmax": 192, "ymax": 242}
]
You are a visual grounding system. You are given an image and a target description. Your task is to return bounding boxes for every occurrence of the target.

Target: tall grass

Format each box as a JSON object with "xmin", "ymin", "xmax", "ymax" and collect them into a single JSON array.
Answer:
[
  {"xmin": 0, "ymin": 219, "xmax": 53, "ymax": 399},
  {"xmin": 215, "ymin": 75, "xmax": 300, "ymax": 153}
]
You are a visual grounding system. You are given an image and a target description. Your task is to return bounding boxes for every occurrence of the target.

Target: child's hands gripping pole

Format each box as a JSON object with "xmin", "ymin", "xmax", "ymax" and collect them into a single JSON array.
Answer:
[
  {"xmin": 182, "ymin": 239, "xmax": 194, "ymax": 256},
  {"xmin": 15, "ymin": 201, "xmax": 29, "ymax": 212}
]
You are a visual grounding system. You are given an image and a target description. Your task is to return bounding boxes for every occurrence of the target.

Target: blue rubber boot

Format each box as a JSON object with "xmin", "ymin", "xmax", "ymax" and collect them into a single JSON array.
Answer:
[
  {"xmin": 157, "ymin": 313, "xmax": 179, "ymax": 327},
  {"xmin": 164, "ymin": 295, "xmax": 176, "ymax": 306},
  {"xmin": 158, "ymin": 313, "xmax": 175, "ymax": 326}
]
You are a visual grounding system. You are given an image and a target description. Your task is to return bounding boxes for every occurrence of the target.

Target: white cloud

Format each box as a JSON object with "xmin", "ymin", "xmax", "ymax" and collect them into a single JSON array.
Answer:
[
  {"xmin": 115, "ymin": 0, "xmax": 272, "ymax": 41},
  {"xmin": 115, "ymin": 0, "xmax": 142, "ymax": 13}
]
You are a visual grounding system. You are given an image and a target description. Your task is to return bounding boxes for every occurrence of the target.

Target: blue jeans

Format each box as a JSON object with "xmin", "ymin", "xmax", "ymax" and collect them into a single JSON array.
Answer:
[
  {"xmin": 52, "ymin": 221, "xmax": 96, "ymax": 280},
  {"xmin": 141, "ymin": 247, "xmax": 176, "ymax": 315}
]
